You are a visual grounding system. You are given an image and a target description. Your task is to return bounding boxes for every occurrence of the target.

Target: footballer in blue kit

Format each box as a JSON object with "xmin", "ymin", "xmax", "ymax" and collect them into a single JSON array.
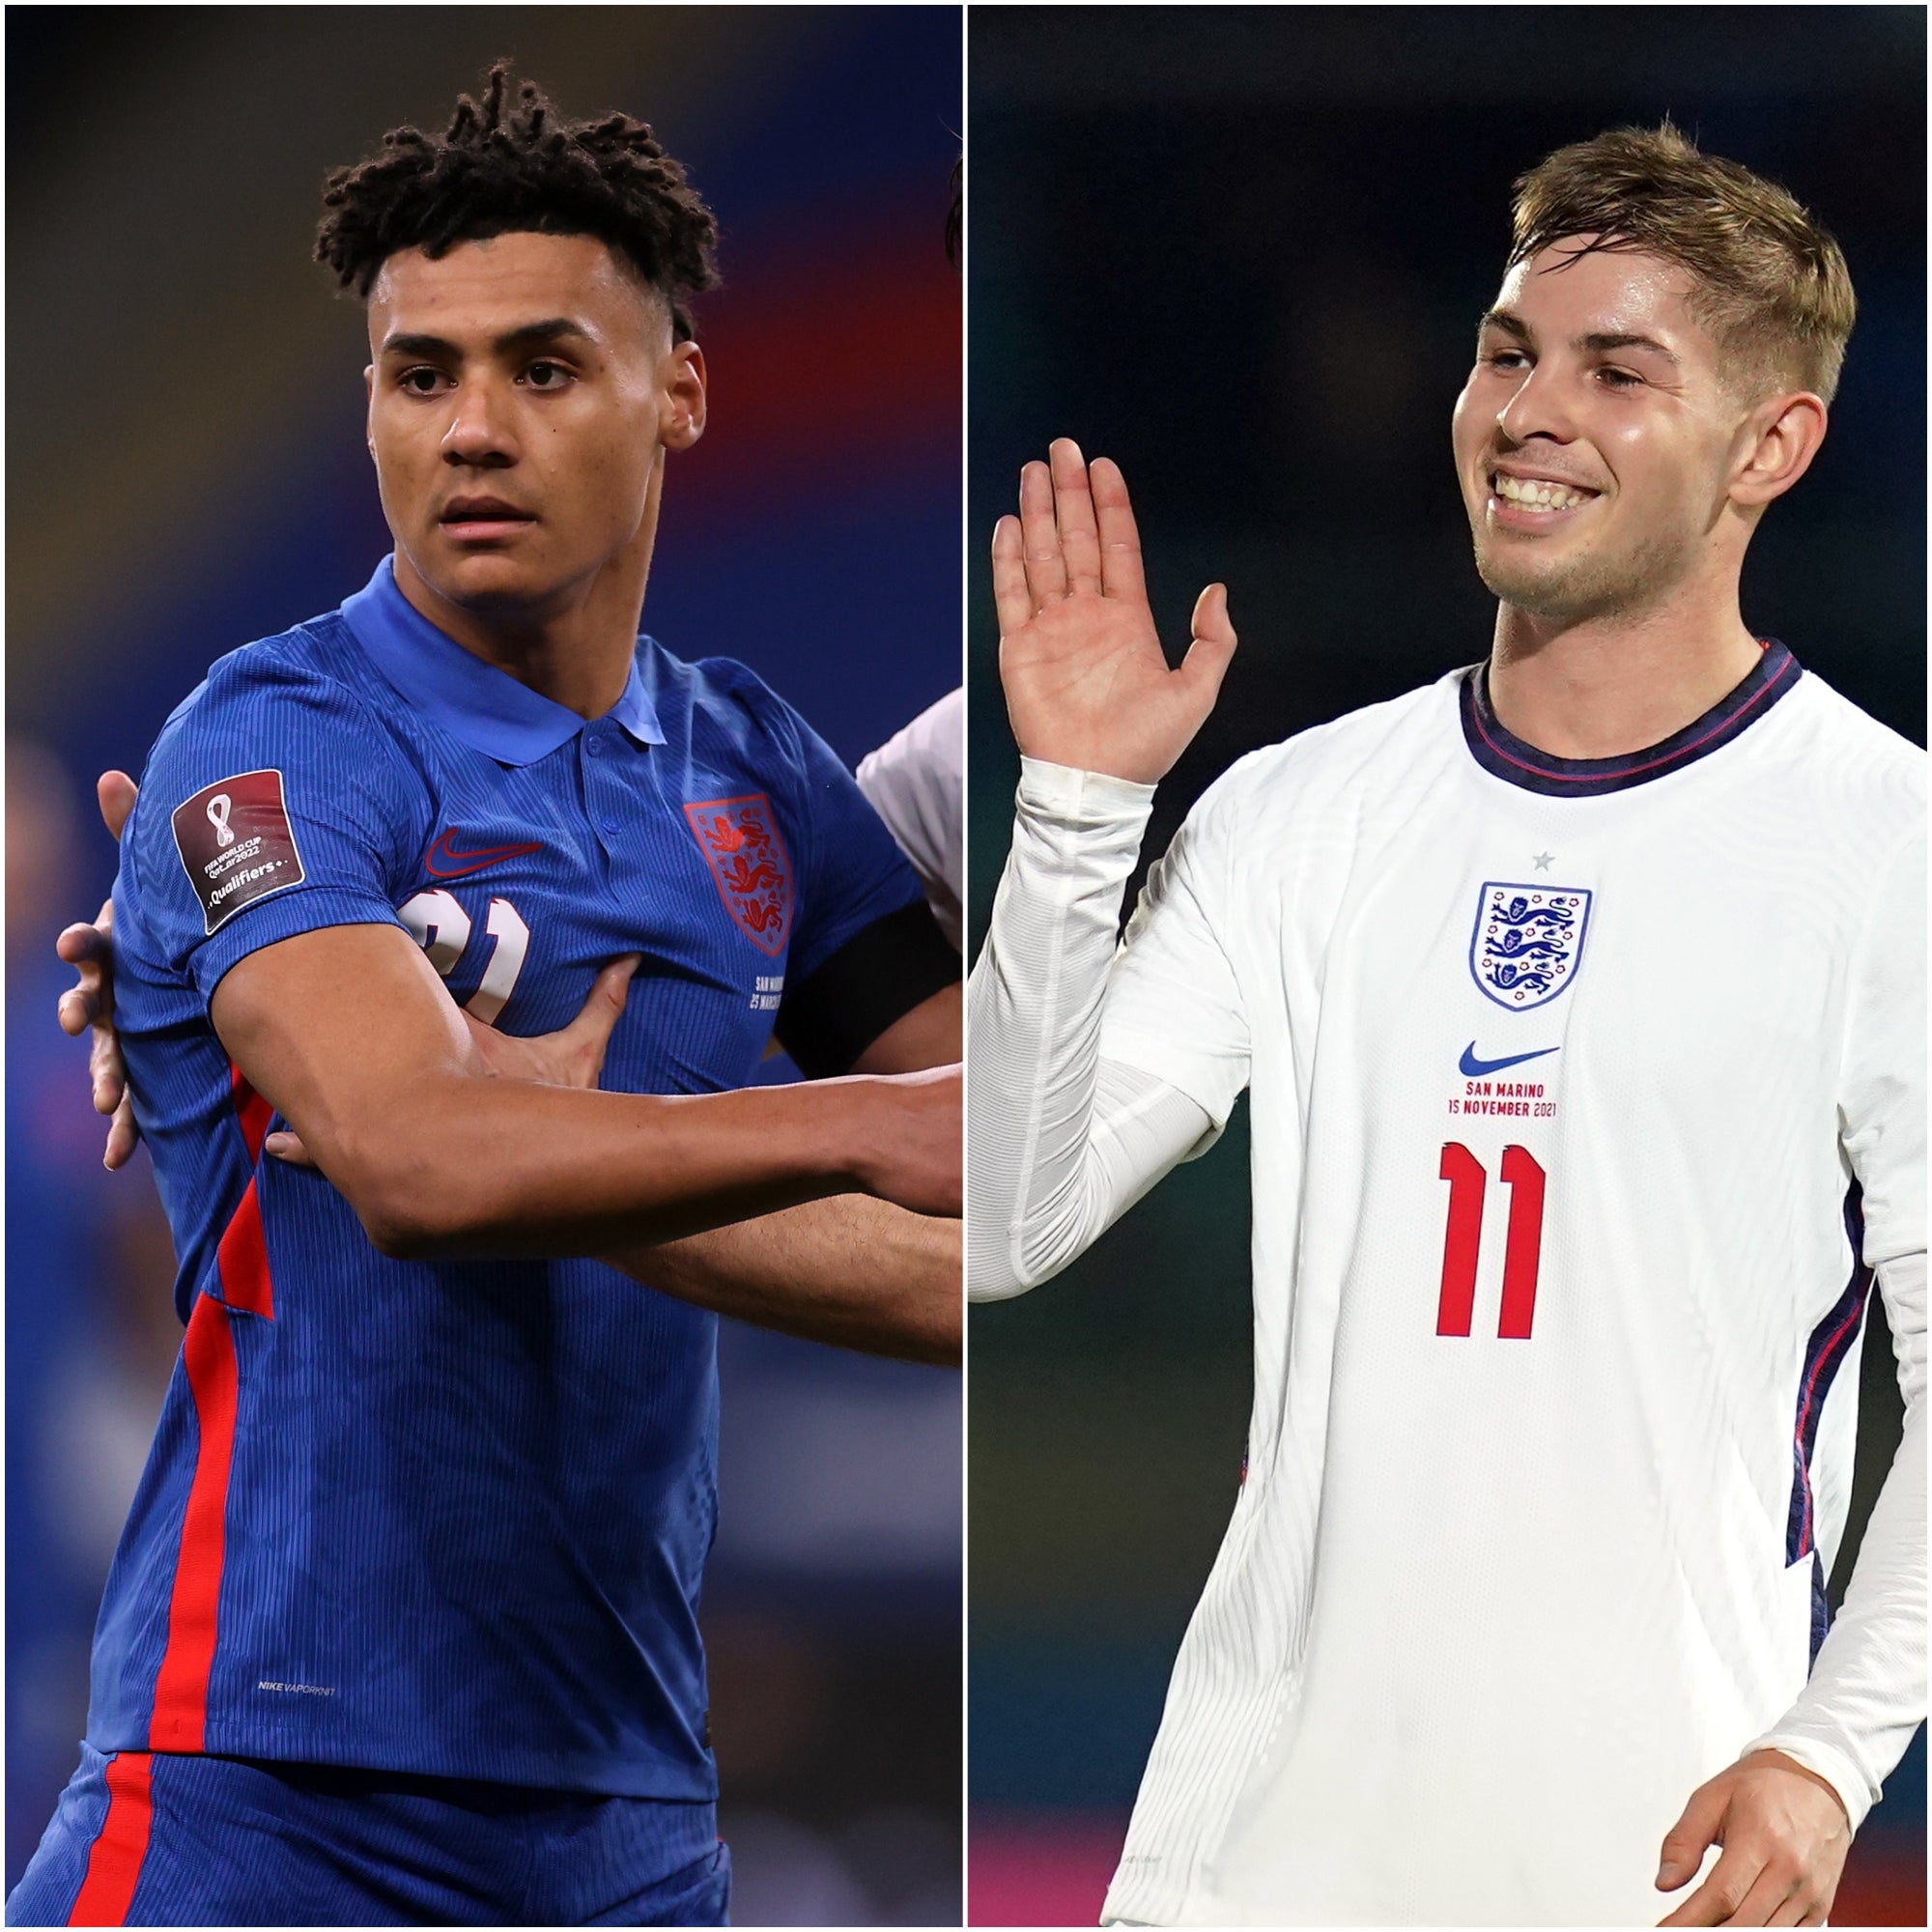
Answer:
[{"xmin": 11, "ymin": 65, "xmax": 959, "ymax": 1930}]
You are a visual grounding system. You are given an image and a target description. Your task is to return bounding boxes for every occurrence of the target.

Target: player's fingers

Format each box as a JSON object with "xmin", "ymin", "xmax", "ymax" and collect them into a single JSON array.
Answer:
[
  {"xmin": 57, "ymin": 983, "xmax": 99, "ymax": 1037},
  {"xmin": 98, "ymin": 770, "xmax": 138, "ymax": 842},
  {"xmin": 57, "ymin": 922, "xmax": 110, "ymax": 968},
  {"xmin": 103, "ymin": 1094, "xmax": 141, "ymax": 1171},
  {"xmin": 1658, "ymin": 1780, "xmax": 1730, "ymax": 1892},
  {"xmin": 89, "ymin": 1029, "xmax": 128, "ymax": 1117},
  {"xmin": 1719, "ymin": 1864, "xmax": 1800, "ymax": 1927},
  {"xmin": 1658, "ymin": 1848, "xmax": 1763, "ymax": 1926},
  {"xmin": 991, "ymin": 516, "xmax": 1033, "ymax": 639},
  {"xmin": 1017, "ymin": 459, "xmax": 1067, "ymax": 608},
  {"xmin": 1089, "ymin": 457, "xmax": 1149, "ymax": 603},
  {"xmin": 1178, "ymin": 583, "xmax": 1238, "ymax": 706},
  {"xmin": 263, "ymin": 1130, "xmax": 319, "ymax": 1169},
  {"xmin": 567, "ymin": 955, "xmax": 640, "ymax": 1065},
  {"xmin": 1049, "ymin": 438, "xmax": 1102, "ymax": 595},
  {"xmin": 1765, "ymin": 1889, "xmax": 1810, "ymax": 1927}
]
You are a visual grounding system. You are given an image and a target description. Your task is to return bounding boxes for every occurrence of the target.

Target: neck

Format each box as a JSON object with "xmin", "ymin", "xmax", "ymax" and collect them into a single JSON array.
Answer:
[
  {"xmin": 392, "ymin": 455, "xmax": 666, "ymax": 721},
  {"xmin": 1486, "ymin": 573, "xmax": 1763, "ymax": 759}
]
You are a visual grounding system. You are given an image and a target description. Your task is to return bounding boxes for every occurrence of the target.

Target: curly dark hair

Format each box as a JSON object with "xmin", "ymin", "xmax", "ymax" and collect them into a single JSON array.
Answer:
[{"xmin": 315, "ymin": 61, "xmax": 720, "ymax": 340}]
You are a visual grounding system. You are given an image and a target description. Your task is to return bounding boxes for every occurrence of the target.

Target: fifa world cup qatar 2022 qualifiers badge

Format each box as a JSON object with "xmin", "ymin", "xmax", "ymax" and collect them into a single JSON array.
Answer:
[
  {"xmin": 172, "ymin": 769, "xmax": 308, "ymax": 935},
  {"xmin": 1468, "ymin": 881, "xmax": 1592, "ymax": 1011}
]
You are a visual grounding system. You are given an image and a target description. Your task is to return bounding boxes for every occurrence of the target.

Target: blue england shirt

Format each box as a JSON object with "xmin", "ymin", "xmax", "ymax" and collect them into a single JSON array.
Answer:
[{"xmin": 91, "ymin": 557, "xmax": 947, "ymax": 1796}]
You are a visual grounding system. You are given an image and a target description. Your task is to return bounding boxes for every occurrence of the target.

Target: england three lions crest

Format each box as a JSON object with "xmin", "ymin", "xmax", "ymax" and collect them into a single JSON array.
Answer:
[
  {"xmin": 684, "ymin": 794, "xmax": 793, "ymax": 957},
  {"xmin": 1469, "ymin": 881, "xmax": 1592, "ymax": 1011}
]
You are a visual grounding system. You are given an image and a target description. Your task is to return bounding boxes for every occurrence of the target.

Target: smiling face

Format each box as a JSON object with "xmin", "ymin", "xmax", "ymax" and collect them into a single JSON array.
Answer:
[
  {"xmin": 1451, "ymin": 239, "xmax": 1769, "ymax": 627},
  {"xmin": 365, "ymin": 230, "xmax": 703, "ymax": 619}
]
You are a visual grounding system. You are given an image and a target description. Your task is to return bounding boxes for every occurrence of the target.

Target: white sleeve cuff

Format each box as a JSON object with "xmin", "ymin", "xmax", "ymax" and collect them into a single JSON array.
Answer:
[
  {"xmin": 1736, "ymin": 1733, "xmax": 1875, "ymax": 1833},
  {"xmin": 1016, "ymin": 754, "xmax": 1158, "ymax": 824}
]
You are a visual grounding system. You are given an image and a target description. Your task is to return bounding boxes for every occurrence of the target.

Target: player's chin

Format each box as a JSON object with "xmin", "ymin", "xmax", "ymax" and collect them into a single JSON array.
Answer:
[
  {"xmin": 1471, "ymin": 547, "xmax": 1593, "ymax": 614},
  {"xmin": 423, "ymin": 549, "xmax": 562, "ymax": 614}
]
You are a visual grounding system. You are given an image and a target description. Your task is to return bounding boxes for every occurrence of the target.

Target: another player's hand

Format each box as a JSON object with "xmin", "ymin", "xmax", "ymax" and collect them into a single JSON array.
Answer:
[
  {"xmin": 991, "ymin": 439, "xmax": 1236, "ymax": 784},
  {"xmin": 265, "ymin": 954, "xmax": 642, "ymax": 1169},
  {"xmin": 1655, "ymin": 1748, "xmax": 1851, "ymax": 1925},
  {"xmin": 848, "ymin": 1061, "xmax": 961, "ymax": 1219},
  {"xmin": 55, "ymin": 770, "xmax": 141, "ymax": 1169}
]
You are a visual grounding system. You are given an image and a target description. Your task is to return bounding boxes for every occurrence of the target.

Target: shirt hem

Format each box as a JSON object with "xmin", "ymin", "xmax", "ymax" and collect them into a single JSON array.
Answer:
[{"xmin": 86, "ymin": 1722, "xmax": 718, "ymax": 1802}]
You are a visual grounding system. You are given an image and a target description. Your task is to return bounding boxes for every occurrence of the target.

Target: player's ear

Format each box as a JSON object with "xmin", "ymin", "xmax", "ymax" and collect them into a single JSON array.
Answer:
[
  {"xmin": 1728, "ymin": 390, "xmax": 1826, "ymax": 511},
  {"xmin": 363, "ymin": 365, "xmax": 378, "ymax": 464},
  {"xmin": 662, "ymin": 341, "xmax": 706, "ymax": 452}
]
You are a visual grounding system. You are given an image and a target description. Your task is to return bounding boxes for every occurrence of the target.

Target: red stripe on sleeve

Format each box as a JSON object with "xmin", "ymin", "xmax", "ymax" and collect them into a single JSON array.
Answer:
[
  {"xmin": 215, "ymin": 1180, "xmax": 273, "ymax": 1319},
  {"xmin": 148, "ymin": 1295, "xmax": 240, "ymax": 1751},
  {"xmin": 68, "ymin": 1750, "xmax": 155, "ymax": 1926}
]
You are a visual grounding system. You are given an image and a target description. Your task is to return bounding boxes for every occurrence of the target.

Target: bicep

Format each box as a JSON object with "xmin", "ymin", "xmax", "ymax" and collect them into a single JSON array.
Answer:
[
  {"xmin": 209, "ymin": 922, "xmax": 474, "ymax": 1167},
  {"xmin": 850, "ymin": 982, "xmax": 960, "ymax": 1074},
  {"xmin": 777, "ymin": 900, "xmax": 960, "ymax": 1077}
]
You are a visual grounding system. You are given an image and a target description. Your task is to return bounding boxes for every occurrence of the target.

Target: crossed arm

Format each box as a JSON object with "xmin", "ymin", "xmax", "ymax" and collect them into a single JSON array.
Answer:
[
  {"xmin": 208, "ymin": 921, "xmax": 958, "ymax": 1254},
  {"xmin": 64, "ymin": 775, "xmax": 962, "ymax": 1363}
]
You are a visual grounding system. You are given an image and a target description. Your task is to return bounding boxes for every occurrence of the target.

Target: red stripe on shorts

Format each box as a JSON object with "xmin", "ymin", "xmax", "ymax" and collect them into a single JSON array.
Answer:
[
  {"xmin": 68, "ymin": 1750, "xmax": 155, "ymax": 1926},
  {"xmin": 148, "ymin": 1294, "xmax": 240, "ymax": 1750}
]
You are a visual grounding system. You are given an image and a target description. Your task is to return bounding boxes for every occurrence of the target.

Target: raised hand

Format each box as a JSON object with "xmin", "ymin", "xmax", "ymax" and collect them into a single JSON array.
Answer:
[
  {"xmin": 55, "ymin": 770, "xmax": 141, "ymax": 1169},
  {"xmin": 265, "ymin": 954, "xmax": 642, "ymax": 1169},
  {"xmin": 991, "ymin": 438, "xmax": 1236, "ymax": 784}
]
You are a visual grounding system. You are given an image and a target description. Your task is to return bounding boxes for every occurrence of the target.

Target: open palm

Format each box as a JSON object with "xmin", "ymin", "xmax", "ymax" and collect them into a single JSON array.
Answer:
[{"xmin": 992, "ymin": 440, "xmax": 1236, "ymax": 784}]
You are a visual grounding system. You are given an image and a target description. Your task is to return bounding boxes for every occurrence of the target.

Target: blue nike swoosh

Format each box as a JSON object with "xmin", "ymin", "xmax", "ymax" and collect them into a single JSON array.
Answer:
[{"xmin": 1459, "ymin": 1042, "xmax": 1560, "ymax": 1078}]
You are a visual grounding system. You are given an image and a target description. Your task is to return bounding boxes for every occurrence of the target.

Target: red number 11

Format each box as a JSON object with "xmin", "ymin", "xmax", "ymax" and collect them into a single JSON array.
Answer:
[{"xmin": 1436, "ymin": 1142, "xmax": 1547, "ymax": 1339}]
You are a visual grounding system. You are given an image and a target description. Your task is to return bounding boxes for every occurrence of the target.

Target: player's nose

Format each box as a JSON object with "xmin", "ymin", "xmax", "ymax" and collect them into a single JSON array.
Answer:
[
  {"xmin": 1492, "ymin": 358, "xmax": 1581, "ymax": 447},
  {"xmin": 440, "ymin": 380, "xmax": 519, "ymax": 467}
]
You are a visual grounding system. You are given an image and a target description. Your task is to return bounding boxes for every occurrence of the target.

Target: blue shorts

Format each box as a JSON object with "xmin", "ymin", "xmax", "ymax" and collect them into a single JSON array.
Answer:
[{"xmin": 6, "ymin": 1746, "xmax": 729, "ymax": 1926}]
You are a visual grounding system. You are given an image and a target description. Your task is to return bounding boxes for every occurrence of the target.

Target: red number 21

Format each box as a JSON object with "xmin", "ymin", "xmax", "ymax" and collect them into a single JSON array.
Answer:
[{"xmin": 1435, "ymin": 1143, "xmax": 1547, "ymax": 1339}]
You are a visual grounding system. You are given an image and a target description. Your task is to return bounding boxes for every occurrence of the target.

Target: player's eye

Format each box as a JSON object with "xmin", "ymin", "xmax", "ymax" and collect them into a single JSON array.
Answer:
[
  {"xmin": 398, "ymin": 367, "xmax": 447, "ymax": 396},
  {"xmin": 1484, "ymin": 349, "xmax": 1530, "ymax": 374},
  {"xmin": 1597, "ymin": 366, "xmax": 1642, "ymax": 389},
  {"xmin": 522, "ymin": 360, "xmax": 574, "ymax": 390}
]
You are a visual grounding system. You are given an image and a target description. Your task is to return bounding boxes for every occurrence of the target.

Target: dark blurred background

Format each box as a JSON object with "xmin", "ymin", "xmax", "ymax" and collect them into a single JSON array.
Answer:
[
  {"xmin": 966, "ymin": 8, "xmax": 1924, "ymax": 1925},
  {"xmin": 7, "ymin": 8, "xmax": 960, "ymax": 1923}
]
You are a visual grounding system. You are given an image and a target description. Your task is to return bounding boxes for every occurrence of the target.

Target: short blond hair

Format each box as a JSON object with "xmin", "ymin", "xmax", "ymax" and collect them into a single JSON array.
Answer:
[{"xmin": 1510, "ymin": 122, "xmax": 1856, "ymax": 403}]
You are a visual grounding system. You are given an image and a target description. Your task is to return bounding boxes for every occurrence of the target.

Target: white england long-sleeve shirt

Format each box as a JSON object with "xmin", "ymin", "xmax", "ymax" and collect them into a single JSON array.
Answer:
[{"xmin": 968, "ymin": 645, "xmax": 1925, "ymax": 1926}]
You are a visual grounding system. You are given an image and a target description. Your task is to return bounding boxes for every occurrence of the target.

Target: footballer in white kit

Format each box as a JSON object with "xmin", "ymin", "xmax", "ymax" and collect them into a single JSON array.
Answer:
[{"xmin": 969, "ymin": 125, "xmax": 1923, "ymax": 1927}]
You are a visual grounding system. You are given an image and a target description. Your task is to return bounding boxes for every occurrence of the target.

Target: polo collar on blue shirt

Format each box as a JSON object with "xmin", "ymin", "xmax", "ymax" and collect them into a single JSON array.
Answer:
[{"xmin": 340, "ymin": 555, "xmax": 664, "ymax": 767}]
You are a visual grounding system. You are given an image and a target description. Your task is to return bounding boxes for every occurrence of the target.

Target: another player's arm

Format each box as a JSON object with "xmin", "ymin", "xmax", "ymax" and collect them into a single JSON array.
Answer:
[
  {"xmin": 210, "ymin": 921, "xmax": 958, "ymax": 1255},
  {"xmin": 55, "ymin": 770, "xmax": 141, "ymax": 1168}
]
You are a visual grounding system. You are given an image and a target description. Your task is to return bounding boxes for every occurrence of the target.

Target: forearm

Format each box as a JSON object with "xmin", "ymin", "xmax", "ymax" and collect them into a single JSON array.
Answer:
[
  {"xmin": 606, "ymin": 1197, "xmax": 961, "ymax": 1365},
  {"xmin": 1748, "ymin": 1251, "xmax": 1927, "ymax": 1828},
  {"xmin": 208, "ymin": 923, "xmax": 954, "ymax": 1257},
  {"xmin": 320, "ymin": 1071, "xmax": 910, "ymax": 1259},
  {"xmin": 967, "ymin": 759, "xmax": 1209, "ymax": 1300}
]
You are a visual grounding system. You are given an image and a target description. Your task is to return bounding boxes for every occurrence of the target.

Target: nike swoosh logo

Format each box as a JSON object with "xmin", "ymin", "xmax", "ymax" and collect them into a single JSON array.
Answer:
[
  {"xmin": 424, "ymin": 829, "xmax": 544, "ymax": 879},
  {"xmin": 1459, "ymin": 1042, "xmax": 1559, "ymax": 1078}
]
